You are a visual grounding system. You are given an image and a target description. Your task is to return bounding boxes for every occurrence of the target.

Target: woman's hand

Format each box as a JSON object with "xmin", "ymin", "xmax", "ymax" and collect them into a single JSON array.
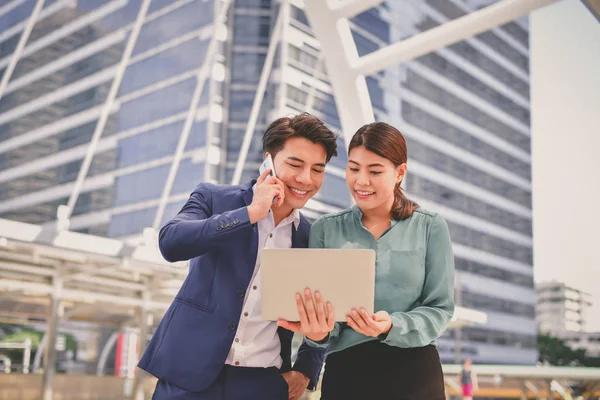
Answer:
[
  {"xmin": 277, "ymin": 288, "xmax": 335, "ymax": 342},
  {"xmin": 346, "ymin": 309, "xmax": 392, "ymax": 337}
]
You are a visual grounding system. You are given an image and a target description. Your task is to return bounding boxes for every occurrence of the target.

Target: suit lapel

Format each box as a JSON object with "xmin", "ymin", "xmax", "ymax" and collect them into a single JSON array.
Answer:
[
  {"xmin": 291, "ymin": 214, "xmax": 309, "ymax": 249},
  {"xmin": 241, "ymin": 182, "xmax": 259, "ymax": 281}
]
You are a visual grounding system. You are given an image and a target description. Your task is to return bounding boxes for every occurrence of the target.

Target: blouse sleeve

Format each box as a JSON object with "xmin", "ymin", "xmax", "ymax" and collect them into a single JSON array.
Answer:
[{"xmin": 379, "ymin": 214, "xmax": 455, "ymax": 348}]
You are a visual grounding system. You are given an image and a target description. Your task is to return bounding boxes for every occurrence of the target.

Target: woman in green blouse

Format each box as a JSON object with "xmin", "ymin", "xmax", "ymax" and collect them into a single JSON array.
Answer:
[{"xmin": 283, "ymin": 122, "xmax": 455, "ymax": 399}]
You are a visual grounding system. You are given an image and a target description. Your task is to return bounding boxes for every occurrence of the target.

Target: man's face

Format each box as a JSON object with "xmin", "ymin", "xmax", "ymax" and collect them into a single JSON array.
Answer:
[{"xmin": 270, "ymin": 137, "xmax": 327, "ymax": 210}]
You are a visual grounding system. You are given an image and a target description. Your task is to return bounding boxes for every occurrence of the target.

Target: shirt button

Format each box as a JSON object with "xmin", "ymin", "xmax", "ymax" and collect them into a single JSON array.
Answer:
[
  {"xmin": 235, "ymin": 338, "xmax": 240, "ymax": 343},
  {"xmin": 236, "ymin": 289, "xmax": 245, "ymax": 298},
  {"xmin": 269, "ymin": 233, "xmax": 273, "ymax": 238},
  {"xmin": 253, "ymin": 285, "xmax": 257, "ymax": 290},
  {"xmin": 235, "ymin": 361, "xmax": 240, "ymax": 366},
  {"xmin": 228, "ymin": 323, "xmax": 237, "ymax": 331},
  {"xmin": 244, "ymin": 312, "xmax": 248, "ymax": 317}
]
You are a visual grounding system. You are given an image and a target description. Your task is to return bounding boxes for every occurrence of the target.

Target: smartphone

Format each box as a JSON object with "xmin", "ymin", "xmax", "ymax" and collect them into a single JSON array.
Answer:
[{"xmin": 259, "ymin": 154, "xmax": 277, "ymax": 179}]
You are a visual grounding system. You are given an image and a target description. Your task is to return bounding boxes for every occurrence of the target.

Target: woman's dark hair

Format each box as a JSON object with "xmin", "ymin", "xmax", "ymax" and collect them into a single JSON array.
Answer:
[
  {"xmin": 262, "ymin": 113, "xmax": 338, "ymax": 162},
  {"xmin": 349, "ymin": 122, "xmax": 419, "ymax": 220}
]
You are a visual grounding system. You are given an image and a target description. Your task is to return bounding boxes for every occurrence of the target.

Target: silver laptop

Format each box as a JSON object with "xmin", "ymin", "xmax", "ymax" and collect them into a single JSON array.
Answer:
[{"xmin": 260, "ymin": 248, "xmax": 376, "ymax": 322}]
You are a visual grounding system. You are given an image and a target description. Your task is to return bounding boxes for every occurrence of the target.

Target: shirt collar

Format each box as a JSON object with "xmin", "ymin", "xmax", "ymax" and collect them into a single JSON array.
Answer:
[
  {"xmin": 352, "ymin": 205, "xmax": 397, "ymax": 227},
  {"xmin": 289, "ymin": 208, "xmax": 301, "ymax": 229}
]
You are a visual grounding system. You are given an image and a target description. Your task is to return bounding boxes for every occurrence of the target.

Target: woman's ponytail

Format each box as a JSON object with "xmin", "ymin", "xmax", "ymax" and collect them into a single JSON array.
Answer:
[{"xmin": 392, "ymin": 181, "xmax": 419, "ymax": 220}]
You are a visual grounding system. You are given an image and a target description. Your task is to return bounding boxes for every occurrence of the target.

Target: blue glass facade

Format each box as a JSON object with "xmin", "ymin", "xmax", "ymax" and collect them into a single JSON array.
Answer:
[{"xmin": 0, "ymin": 0, "xmax": 215, "ymax": 236}]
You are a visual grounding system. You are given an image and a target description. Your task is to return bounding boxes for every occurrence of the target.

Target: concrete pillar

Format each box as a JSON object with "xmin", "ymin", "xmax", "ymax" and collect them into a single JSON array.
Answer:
[
  {"xmin": 42, "ymin": 276, "xmax": 62, "ymax": 400},
  {"xmin": 520, "ymin": 382, "xmax": 528, "ymax": 400},
  {"xmin": 22, "ymin": 338, "xmax": 31, "ymax": 374},
  {"xmin": 454, "ymin": 278, "xmax": 463, "ymax": 363},
  {"xmin": 133, "ymin": 290, "xmax": 151, "ymax": 400}
]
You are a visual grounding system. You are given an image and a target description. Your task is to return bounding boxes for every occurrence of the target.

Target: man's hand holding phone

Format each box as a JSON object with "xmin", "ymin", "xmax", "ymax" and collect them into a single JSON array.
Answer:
[{"xmin": 248, "ymin": 169, "xmax": 285, "ymax": 224}]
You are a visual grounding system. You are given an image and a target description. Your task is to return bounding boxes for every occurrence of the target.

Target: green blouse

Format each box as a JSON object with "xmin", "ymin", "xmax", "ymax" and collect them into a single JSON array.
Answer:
[{"xmin": 306, "ymin": 206, "xmax": 455, "ymax": 355}]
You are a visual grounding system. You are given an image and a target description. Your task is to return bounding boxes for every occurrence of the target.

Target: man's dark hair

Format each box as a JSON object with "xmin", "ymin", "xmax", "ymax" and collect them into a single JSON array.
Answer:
[{"xmin": 262, "ymin": 113, "xmax": 338, "ymax": 162}]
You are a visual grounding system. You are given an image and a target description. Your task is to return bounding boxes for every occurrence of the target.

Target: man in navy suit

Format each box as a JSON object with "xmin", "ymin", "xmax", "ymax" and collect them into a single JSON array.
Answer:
[{"xmin": 138, "ymin": 113, "xmax": 339, "ymax": 399}]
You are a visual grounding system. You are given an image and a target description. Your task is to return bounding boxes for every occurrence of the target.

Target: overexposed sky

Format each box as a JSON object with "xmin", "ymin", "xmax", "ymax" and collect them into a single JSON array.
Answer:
[{"xmin": 530, "ymin": 0, "xmax": 600, "ymax": 331}]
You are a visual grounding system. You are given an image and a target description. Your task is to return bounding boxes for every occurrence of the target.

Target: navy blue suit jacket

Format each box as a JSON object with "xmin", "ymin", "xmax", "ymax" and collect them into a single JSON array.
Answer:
[{"xmin": 138, "ymin": 180, "xmax": 325, "ymax": 392}]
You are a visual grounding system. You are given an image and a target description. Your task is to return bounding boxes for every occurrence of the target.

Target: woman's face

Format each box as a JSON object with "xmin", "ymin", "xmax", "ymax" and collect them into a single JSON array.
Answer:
[{"xmin": 346, "ymin": 146, "xmax": 405, "ymax": 215}]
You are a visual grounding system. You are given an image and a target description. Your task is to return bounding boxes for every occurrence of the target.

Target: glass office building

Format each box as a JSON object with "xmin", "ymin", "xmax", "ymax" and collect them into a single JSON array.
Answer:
[{"xmin": 0, "ymin": 0, "xmax": 535, "ymax": 364}]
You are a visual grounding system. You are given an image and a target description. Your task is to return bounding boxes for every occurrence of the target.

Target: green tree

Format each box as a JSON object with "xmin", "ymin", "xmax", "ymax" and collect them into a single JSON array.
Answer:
[{"xmin": 538, "ymin": 334, "xmax": 600, "ymax": 367}]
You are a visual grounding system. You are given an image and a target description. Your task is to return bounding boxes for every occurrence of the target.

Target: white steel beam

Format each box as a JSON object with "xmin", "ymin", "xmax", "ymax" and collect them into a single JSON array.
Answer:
[
  {"xmin": 304, "ymin": 0, "xmax": 557, "ymax": 139},
  {"xmin": 65, "ymin": 0, "xmax": 152, "ymax": 219},
  {"xmin": 330, "ymin": 0, "xmax": 384, "ymax": 19},
  {"xmin": 353, "ymin": 0, "xmax": 558, "ymax": 77},
  {"xmin": 4, "ymin": 29, "xmax": 125, "ymax": 96},
  {"xmin": 0, "ymin": 0, "xmax": 29, "ymax": 18},
  {"xmin": 32, "ymin": 332, "xmax": 48, "ymax": 373},
  {"xmin": 96, "ymin": 331, "xmax": 119, "ymax": 376},
  {"xmin": 277, "ymin": 1, "xmax": 291, "ymax": 114},
  {"xmin": 0, "ymin": 0, "xmax": 45, "ymax": 101},
  {"xmin": 303, "ymin": 2, "xmax": 374, "ymax": 141},
  {"xmin": 230, "ymin": 5, "xmax": 283, "ymax": 185},
  {"xmin": 0, "ymin": 0, "xmax": 127, "ymax": 70},
  {"xmin": 152, "ymin": 0, "xmax": 232, "ymax": 229},
  {"xmin": 0, "ymin": 0, "xmax": 71, "ymax": 46}
]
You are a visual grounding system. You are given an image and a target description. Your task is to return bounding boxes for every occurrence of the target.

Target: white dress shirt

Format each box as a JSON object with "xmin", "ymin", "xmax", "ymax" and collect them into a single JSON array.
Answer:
[{"xmin": 225, "ymin": 207, "xmax": 300, "ymax": 368}]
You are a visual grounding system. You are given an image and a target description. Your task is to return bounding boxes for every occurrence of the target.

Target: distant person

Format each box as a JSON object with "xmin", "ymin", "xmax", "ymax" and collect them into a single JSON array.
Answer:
[
  {"xmin": 279, "ymin": 122, "xmax": 455, "ymax": 399},
  {"xmin": 138, "ymin": 113, "xmax": 338, "ymax": 400},
  {"xmin": 461, "ymin": 359, "xmax": 478, "ymax": 400}
]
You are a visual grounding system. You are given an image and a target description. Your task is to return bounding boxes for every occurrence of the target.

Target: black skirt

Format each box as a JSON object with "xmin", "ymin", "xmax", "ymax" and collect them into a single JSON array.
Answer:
[{"xmin": 320, "ymin": 340, "xmax": 446, "ymax": 400}]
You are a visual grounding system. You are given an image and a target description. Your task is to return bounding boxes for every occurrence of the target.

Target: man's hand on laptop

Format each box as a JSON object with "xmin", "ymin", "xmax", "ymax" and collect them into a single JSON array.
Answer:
[
  {"xmin": 277, "ymin": 288, "xmax": 335, "ymax": 342},
  {"xmin": 248, "ymin": 169, "xmax": 285, "ymax": 223}
]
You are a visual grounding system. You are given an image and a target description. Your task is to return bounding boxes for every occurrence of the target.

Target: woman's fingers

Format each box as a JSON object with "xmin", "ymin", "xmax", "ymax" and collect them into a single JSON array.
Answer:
[
  {"xmin": 314, "ymin": 291, "xmax": 329, "ymax": 330},
  {"xmin": 346, "ymin": 315, "xmax": 365, "ymax": 335},
  {"xmin": 304, "ymin": 289, "xmax": 319, "ymax": 330},
  {"xmin": 326, "ymin": 302, "xmax": 335, "ymax": 330},
  {"xmin": 351, "ymin": 309, "xmax": 367, "ymax": 330},
  {"xmin": 295, "ymin": 293, "xmax": 310, "ymax": 328},
  {"xmin": 360, "ymin": 308, "xmax": 380, "ymax": 330},
  {"xmin": 347, "ymin": 309, "xmax": 381, "ymax": 336}
]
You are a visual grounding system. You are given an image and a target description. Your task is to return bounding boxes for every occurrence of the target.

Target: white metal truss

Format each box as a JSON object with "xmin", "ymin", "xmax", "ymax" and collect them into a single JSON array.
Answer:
[
  {"xmin": 152, "ymin": 0, "xmax": 232, "ymax": 230},
  {"xmin": 0, "ymin": 1, "xmax": 128, "ymax": 71},
  {"xmin": 0, "ymin": 0, "xmax": 45, "ymax": 101},
  {"xmin": 0, "ymin": 218, "xmax": 185, "ymax": 313},
  {"xmin": 302, "ymin": 0, "xmax": 559, "ymax": 141},
  {"xmin": 0, "ymin": 0, "xmax": 72, "ymax": 47},
  {"xmin": 303, "ymin": 0, "xmax": 376, "ymax": 143},
  {"xmin": 0, "ymin": 0, "xmax": 30, "ymax": 18},
  {"xmin": 65, "ymin": 0, "xmax": 152, "ymax": 219},
  {"xmin": 230, "ymin": 3, "xmax": 284, "ymax": 185}
]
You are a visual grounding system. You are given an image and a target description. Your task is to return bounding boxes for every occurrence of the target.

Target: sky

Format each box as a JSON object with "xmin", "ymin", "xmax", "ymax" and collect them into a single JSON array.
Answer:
[{"xmin": 530, "ymin": 0, "xmax": 600, "ymax": 331}]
